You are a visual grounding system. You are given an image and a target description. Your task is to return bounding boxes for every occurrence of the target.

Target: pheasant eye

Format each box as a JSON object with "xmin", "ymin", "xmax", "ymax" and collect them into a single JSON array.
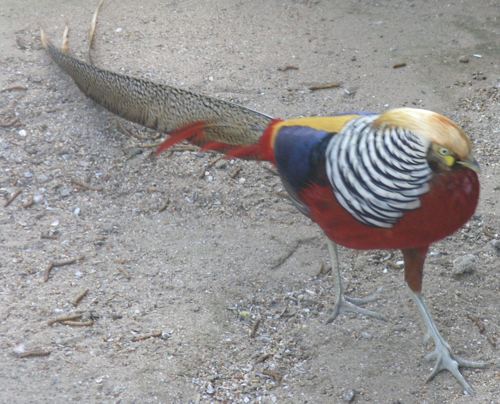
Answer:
[{"xmin": 439, "ymin": 147, "xmax": 450, "ymax": 156}]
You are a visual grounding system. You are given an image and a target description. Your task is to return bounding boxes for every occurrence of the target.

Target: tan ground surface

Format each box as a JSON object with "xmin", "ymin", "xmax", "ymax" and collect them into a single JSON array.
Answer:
[{"xmin": 1, "ymin": 0, "xmax": 499, "ymax": 402}]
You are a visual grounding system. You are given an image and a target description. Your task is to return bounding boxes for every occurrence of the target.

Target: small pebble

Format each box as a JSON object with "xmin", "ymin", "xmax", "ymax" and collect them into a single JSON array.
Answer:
[
  {"xmin": 58, "ymin": 186, "xmax": 72, "ymax": 197},
  {"xmin": 238, "ymin": 311, "xmax": 250, "ymax": 320},
  {"xmin": 115, "ymin": 27, "xmax": 123, "ymax": 33},
  {"xmin": 215, "ymin": 160, "xmax": 227, "ymax": 169},
  {"xmin": 490, "ymin": 239, "xmax": 500, "ymax": 256},
  {"xmin": 206, "ymin": 383, "xmax": 215, "ymax": 395},
  {"xmin": 458, "ymin": 55, "xmax": 469, "ymax": 63},
  {"xmin": 452, "ymin": 254, "xmax": 476, "ymax": 278},
  {"xmin": 13, "ymin": 343, "xmax": 25, "ymax": 355},
  {"xmin": 73, "ymin": 207, "xmax": 81, "ymax": 216},
  {"xmin": 18, "ymin": 129, "xmax": 27, "ymax": 137},
  {"xmin": 361, "ymin": 331, "xmax": 373, "ymax": 340},
  {"xmin": 342, "ymin": 389, "xmax": 357, "ymax": 402}
]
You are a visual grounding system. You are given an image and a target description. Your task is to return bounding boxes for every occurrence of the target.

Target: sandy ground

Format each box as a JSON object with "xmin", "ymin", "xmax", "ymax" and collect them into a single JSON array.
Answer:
[{"xmin": 1, "ymin": 0, "xmax": 499, "ymax": 402}]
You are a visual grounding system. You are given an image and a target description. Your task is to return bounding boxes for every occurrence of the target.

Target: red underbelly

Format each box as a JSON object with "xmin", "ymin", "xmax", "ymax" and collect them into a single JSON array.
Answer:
[{"xmin": 299, "ymin": 170, "xmax": 479, "ymax": 250}]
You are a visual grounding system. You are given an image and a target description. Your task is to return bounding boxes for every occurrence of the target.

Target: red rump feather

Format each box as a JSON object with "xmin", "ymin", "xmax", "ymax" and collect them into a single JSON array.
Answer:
[
  {"xmin": 155, "ymin": 119, "xmax": 283, "ymax": 162},
  {"xmin": 156, "ymin": 121, "xmax": 207, "ymax": 155}
]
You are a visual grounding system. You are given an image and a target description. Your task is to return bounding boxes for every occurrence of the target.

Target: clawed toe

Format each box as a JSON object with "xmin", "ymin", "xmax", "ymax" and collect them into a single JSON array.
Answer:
[
  {"xmin": 424, "ymin": 346, "xmax": 485, "ymax": 395},
  {"xmin": 327, "ymin": 293, "xmax": 387, "ymax": 323}
]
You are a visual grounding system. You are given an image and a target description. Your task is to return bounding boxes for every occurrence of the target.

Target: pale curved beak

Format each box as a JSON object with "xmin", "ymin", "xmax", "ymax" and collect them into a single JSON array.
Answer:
[{"xmin": 457, "ymin": 156, "xmax": 480, "ymax": 173}]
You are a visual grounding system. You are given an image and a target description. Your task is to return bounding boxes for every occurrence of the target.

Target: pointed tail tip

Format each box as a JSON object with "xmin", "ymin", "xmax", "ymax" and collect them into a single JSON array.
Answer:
[
  {"xmin": 61, "ymin": 25, "xmax": 69, "ymax": 53},
  {"xmin": 40, "ymin": 28, "xmax": 49, "ymax": 49}
]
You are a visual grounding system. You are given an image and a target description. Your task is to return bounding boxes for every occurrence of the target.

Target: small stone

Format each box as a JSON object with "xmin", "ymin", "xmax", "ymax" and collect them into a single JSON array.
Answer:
[
  {"xmin": 206, "ymin": 383, "xmax": 215, "ymax": 395},
  {"xmin": 115, "ymin": 27, "xmax": 123, "ymax": 33},
  {"xmin": 343, "ymin": 87, "xmax": 357, "ymax": 97},
  {"xmin": 360, "ymin": 331, "xmax": 372, "ymax": 340},
  {"xmin": 161, "ymin": 330, "xmax": 173, "ymax": 340},
  {"xmin": 18, "ymin": 129, "xmax": 27, "ymax": 137},
  {"xmin": 452, "ymin": 254, "xmax": 476, "ymax": 278},
  {"xmin": 13, "ymin": 343, "xmax": 25, "ymax": 355},
  {"xmin": 458, "ymin": 55, "xmax": 469, "ymax": 63},
  {"xmin": 215, "ymin": 160, "xmax": 227, "ymax": 169},
  {"xmin": 342, "ymin": 389, "xmax": 357, "ymax": 402},
  {"xmin": 238, "ymin": 310, "xmax": 251, "ymax": 320},
  {"xmin": 58, "ymin": 186, "xmax": 72, "ymax": 197},
  {"xmin": 490, "ymin": 239, "xmax": 500, "ymax": 256},
  {"xmin": 73, "ymin": 207, "xmax": 81, "ymax": 216}
]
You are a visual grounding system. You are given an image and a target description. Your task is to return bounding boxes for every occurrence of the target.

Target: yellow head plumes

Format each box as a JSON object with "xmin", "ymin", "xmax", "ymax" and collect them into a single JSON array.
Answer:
[{"xmin": 374, "ymin": 108, "xmax": 479, "ymax": 172}]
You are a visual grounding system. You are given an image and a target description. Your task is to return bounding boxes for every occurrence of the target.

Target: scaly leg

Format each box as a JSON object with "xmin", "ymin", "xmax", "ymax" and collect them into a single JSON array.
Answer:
[
  {"xmin": 326, "ymin": 240, "xmax": 386, "ymax": 323},
  {"xmin": 410, "ymin": 291, "xmax": 488, "ymax": 394}
]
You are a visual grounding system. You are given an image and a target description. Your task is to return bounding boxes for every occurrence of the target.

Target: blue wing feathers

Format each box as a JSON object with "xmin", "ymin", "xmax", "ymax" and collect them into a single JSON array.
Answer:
[{"xmin": 274, "ymin": 126, "xmax": 332, "ymax": 191}]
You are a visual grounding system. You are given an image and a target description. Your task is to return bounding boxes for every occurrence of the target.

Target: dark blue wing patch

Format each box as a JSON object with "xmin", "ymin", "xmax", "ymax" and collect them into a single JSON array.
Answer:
[{"xmin": 274, "ymin": 126, "xmax": 333, "ymax": 216}]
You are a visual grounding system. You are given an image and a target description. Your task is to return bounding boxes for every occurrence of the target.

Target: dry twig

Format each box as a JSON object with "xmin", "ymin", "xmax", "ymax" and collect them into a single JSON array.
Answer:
[
  {"xmin": 73, "ymin": 289, "xmax": 89, "ymax": 307},
  {"xmin": 43, "ymin": 256, "xmax": 84, "ymax": 282},
  {"xmin": 61, "ymin": 320, "xmax": 94, "ymax": 327},
  {"xmin": 4, "ymin": 189, "xmax": 22, "ymax": 207},
  {"xmin": 262, "ymin": 369, "xmax": 283, "ymax": 383},
  {"xmin": 117, "ymin": 267, "xmax": 131, "ymax": 280},
  {"xmin": 277, "ymin": 65, "xmax": 299, "ymax": 72},
  {"xmin": 255, "ymin": 352, "xmax": 272, "ymax": 364},
  {"xmin": 71, "ymin": 179, "xmax": 103, "ymax": 191},
  {"xmin": 0, "ymin": 85, "xmax": 27, "ymax": 93},
  {"xmin": 131, "ymin": 331, "xmax": 162, "ymax": 342},
  {"xmin": 158, "ymin": 198, "xmax": 170, "ymax": 212},
  {"xmin": 16, "ymin": 349, "xmax": 51, "ymax": 358},
  {"xmin": 0, "ymin": 117, "xmax": 22, "ymax": 127},
  {"xmin": 250, "ymin": 317, "xmax": 261, "ymax": 338},
  {"xmin": 48, "ymin": 313, "xmax": 83, "ymax": 326},
  {"xmin": 309, "ymin": 82, "xmax": 341, "ymax": 91},
  {"xmin": 229, "ymin": 167, "xmax": 242, "ymax": 179}
]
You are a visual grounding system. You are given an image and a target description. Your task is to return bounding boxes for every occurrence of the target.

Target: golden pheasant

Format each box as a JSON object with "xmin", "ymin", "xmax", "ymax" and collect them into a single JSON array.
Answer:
[{"xmin": 41, "ymin": 26, "xmax": 486, "ymax": 394}]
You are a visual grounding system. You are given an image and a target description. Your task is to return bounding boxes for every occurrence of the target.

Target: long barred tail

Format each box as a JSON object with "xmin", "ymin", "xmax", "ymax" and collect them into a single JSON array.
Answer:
[{"xmin": 41, "ymin": 25, "xmax": 273, "ymax": 150}]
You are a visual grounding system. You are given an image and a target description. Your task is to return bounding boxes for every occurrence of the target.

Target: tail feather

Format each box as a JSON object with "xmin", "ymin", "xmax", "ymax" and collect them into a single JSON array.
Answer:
[
  {"xmin": 155, "ymin": 121, "xmax": 207, "ymax": 155},
  {"xmin": 155, "ymin": 118, "xmax": 282, "ymax": 162},
  {"xmin": 41, "ymin": 25, "xmax": 273, "ymax": 150}
]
